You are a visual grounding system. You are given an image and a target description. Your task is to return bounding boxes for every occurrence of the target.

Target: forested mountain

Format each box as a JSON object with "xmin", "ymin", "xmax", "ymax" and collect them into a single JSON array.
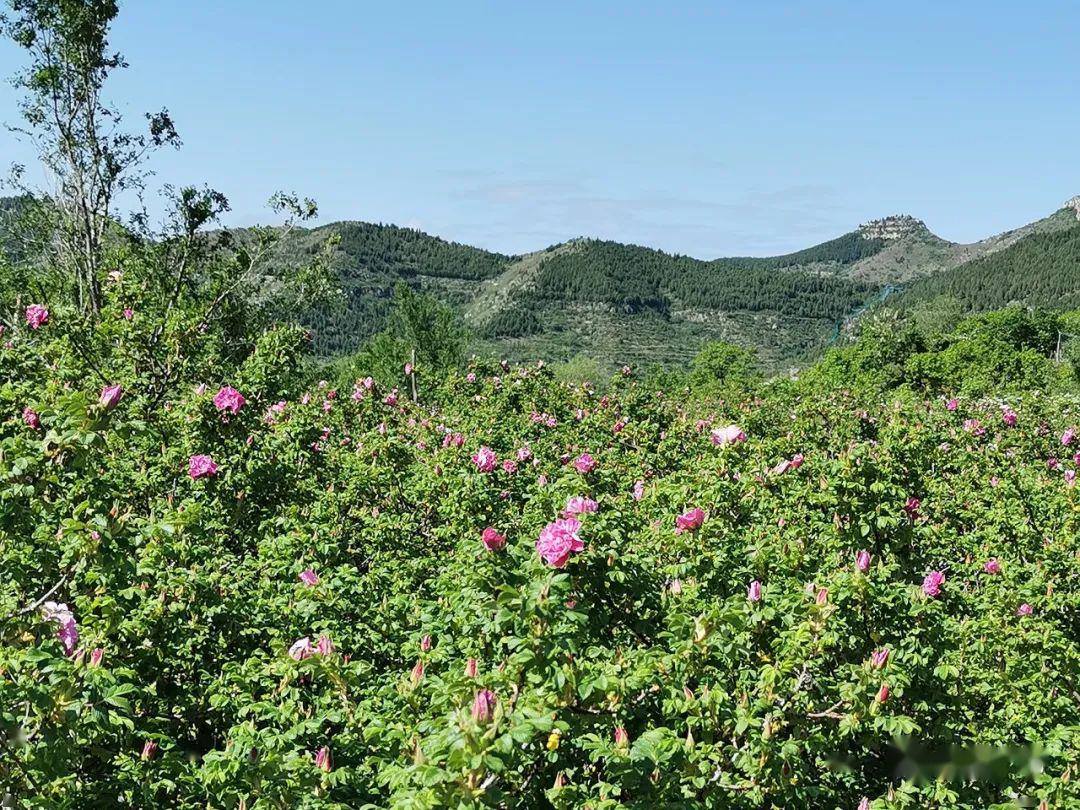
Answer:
[
  {"xmin": 894, "ymin": 225, "xmax": 1080, "ymax": 313},
  {"xmin": 280, "ymin": 202, "xmax": 1080, "ymax": 370},
  {"xmin": 5, "ymin": 196, "xmax": 1080, "ymax": 369}
]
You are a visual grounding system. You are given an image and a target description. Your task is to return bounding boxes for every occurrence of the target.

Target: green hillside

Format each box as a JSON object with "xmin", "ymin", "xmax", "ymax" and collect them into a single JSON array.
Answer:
[
  {"xmin": 896, "ymin": 222, "xmax": 1080, "ymax": 313},
  {"xmin": 291, "ymin": 223, "xmax": 893, "ymax": 367}
]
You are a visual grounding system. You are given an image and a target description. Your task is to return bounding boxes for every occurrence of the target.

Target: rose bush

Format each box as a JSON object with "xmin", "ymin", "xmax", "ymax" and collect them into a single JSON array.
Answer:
[{"xmin": 2, "ymin": 294, "xmax": 1080, "ymax": 809}]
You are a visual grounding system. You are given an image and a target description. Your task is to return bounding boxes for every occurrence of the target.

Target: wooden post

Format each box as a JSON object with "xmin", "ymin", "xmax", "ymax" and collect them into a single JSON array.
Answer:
[{"xmin": 410, "ymin": 348, "xmax": 418, "ymax": 402}]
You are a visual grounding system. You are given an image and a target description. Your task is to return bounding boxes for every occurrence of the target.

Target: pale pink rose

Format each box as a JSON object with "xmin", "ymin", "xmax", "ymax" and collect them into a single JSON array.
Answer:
[
  {"xmin": 564, "ymin": 496, "xmax": 598, "ymax": 516},
  {"xmin": 1062, "ymin": 428, "xmax": 1076, "ymax": 447},
  {"xmin": 316, "ymin": 634, "xmax": 334, "ymax": 655},
  {"xmin": 288, "ymin": 637, "xmax": 314, "ymax": 660},
  {"xmin": 710, "ymin": 424, "xmax": 747, "ymax": 447},
  {"xmin": 632, "ymin": 480, "xmax": 645, "ymax": 501},
  {"xmin": 123, "ymin": 307, "xmax": 134, "ymax": 321},
  {"xmin": 1016, "ymin": 603, "xmax": 1033, "ymax": 616},
  {"xmin": 946, "ymin": 398, "xmax": 959, "ymax": 411},
  {"xmin": 472, "ymin": 446, "xmax": 497, "ymax": 472},
  {"xmin": 747, "ymin": 580, "xmax": 762, "ymax": 602}
]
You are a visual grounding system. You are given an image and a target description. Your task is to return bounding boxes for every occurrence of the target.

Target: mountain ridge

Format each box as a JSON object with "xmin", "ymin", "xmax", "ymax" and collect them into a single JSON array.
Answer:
[{"xmin": 4, "ymin": 194, "xmax": 1080, "ymax": 370}]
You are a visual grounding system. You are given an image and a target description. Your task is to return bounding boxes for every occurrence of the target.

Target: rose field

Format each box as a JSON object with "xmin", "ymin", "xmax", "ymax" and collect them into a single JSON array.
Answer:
[
  {"xmin": 3, "ymin": 296, "xmax": 1080, "ymax": 808},
  {"xmin": 3, "ymin": 3, "xmax": 1080, "ymax": 807}
]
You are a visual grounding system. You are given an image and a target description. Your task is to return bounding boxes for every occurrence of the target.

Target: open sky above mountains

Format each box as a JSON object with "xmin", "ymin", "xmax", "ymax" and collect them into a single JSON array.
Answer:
[{"xmin": 0, "ymin": 1, "xmax": 1078, "ymax": 258}]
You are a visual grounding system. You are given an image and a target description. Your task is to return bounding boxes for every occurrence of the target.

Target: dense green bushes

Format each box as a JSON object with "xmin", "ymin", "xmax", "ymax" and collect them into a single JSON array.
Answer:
[{"xmin": 3, "ymin": 291, "xmax": 1080, "ymax": 807}]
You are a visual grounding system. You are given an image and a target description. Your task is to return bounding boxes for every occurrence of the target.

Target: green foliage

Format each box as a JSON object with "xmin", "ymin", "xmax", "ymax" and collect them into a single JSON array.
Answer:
[
  {"xmin": 688, "ymin": 341, "xmax": 762, "ymax": 396},
  {"xmin": 344, "ymin": 283, "xmax": 467, "ymax": 392},
  {"xmin": 4, "ymin": 309, "xmax": 1080, "ymax": 807},
  {"xmin": 803, "ymin": 307, "xmax": 1074, "ymax": 398}
]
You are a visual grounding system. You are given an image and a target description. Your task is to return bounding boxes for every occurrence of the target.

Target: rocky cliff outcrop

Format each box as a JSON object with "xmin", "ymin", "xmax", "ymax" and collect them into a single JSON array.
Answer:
[{"xmin": 858, "ymin": 214, "xmax": 928, "ymax": 240}]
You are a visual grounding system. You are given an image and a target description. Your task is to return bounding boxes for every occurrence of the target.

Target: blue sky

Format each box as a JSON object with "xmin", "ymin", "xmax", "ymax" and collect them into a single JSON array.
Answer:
[{"xmin": 1, "ymin": 1, "xmax": 1077, "ymax": 257}]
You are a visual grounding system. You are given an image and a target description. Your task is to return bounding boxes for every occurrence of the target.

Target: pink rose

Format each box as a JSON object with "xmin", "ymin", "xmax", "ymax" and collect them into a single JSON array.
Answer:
[
  {"xmin": 299, "ymin": 569, "xmax": 320, "ymax": 586},
  {"xmin": 573, "ymin": 453, "xmax": 596, "ymax": 474},
  {"xmin": 675, "ymin": 507, "xmax": 705, "ymax": 534},
  {"xmin": 472, "ymin": 446, "xmax": 497, "ymax": 472},
  {"xmin": 22, "ymin": 407, "xmax": 41, "ymax": 430},
  {"xmin": 856, "ymin": 550, "xmax": 872, "ymax": 573},
  {"xmin": 747, "ymin": 579, "xmax": 762, "ymax": 602},
  {"xmin": 922, "ymin": 570, "xmax": 945, "ymax": 598},
  {"xmin": 481, "ymin": 527, "xmax": 506, "ymax": 552},
  {"xmin": 25, "ymin": 304, "xmax": 49, "ymax": 329},
  {"xmin": 99, "ymin": 384, "xmax": 123, "ymax": 410},
  {"xmin": 212, "ymin": 386, "xmax": 246, "ymax": 414},
  {"xmin": 536, "ymin": 518, "xmax": 584, "ymax": 568},
  {"xmin": 983, "ymin": 558, "xmax": 1001, "ymax": 574},
  {"xmin": 471, "ymin": 689, "xmax": 497, "ymax": 723},
  {"xmin": 188, "ymin": 454, "xmax": 218, "ymax": 479}
]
